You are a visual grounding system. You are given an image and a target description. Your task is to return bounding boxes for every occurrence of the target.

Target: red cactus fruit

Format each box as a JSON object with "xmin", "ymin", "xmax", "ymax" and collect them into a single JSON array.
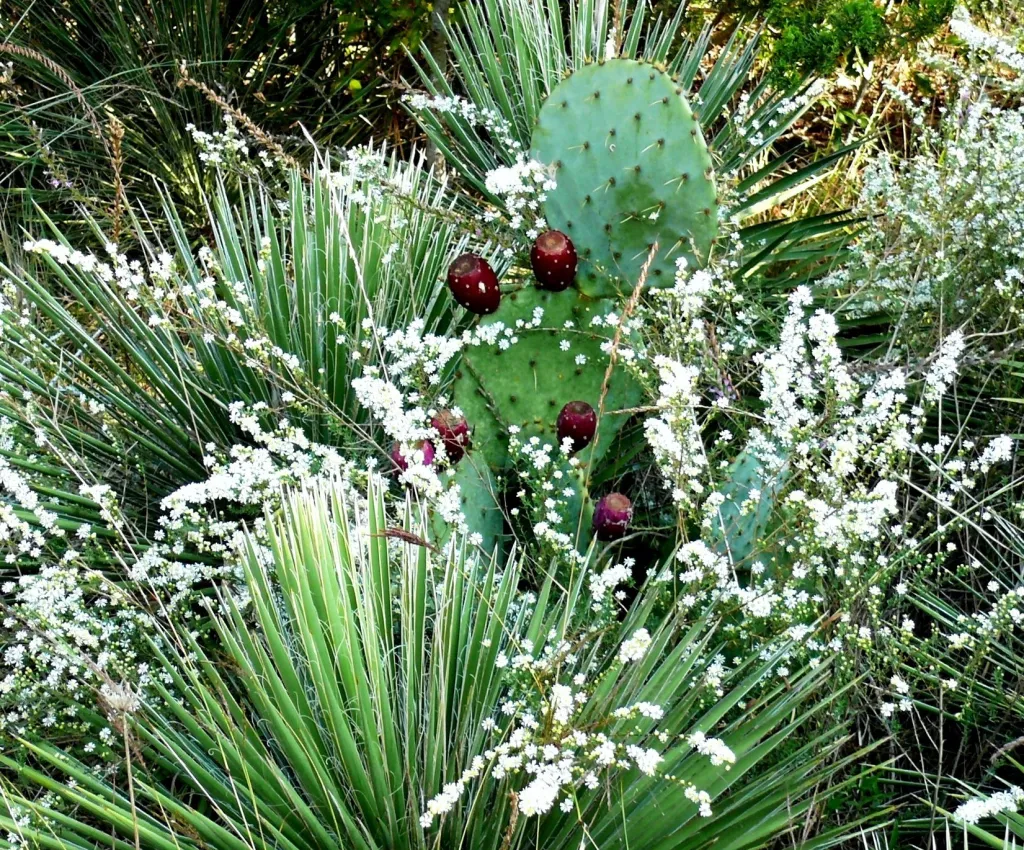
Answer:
[
  {"xmin": 556, "ymin": 400, "xmax": 597, "ymax": 453},
  {"xmin": 447, "ymin": 253, "xmax": 501, "ymax": 314},
  {"xmin": 593, "ymin": 493, "xmax": 632, "ymax": 541},
  {"xmin": 431, "ymin": 410, "xmax": 471, "ymax": 464},
  {"xmin": 530, "ymin": 230, "xmax": 578, "ymax": 291}
]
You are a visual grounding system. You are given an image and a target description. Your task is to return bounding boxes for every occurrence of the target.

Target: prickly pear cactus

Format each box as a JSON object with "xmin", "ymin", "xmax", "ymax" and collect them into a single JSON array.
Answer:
[
  {"xmin": 530, "ymin": 59, "xmax": 719, "ymax": 297},
  {"xmin": 446, "ymin": 285, "xmax": 641, "ymax": 549},
  {"xmin": 443, "ymin": 59, "xmax": 721, "ymax": 551}
]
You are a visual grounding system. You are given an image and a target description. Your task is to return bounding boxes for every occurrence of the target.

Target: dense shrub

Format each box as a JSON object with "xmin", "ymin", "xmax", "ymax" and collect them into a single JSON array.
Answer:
[{"xmin": 0, "ymin": 0, "xmax": 434, "ymax": 238}]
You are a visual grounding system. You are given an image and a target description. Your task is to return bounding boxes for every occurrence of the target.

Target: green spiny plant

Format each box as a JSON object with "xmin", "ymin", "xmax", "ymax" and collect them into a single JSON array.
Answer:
[
  {"xmin": 445, "ymin": 58, "xmax": 721, "ymax": 551},
  {"xmin": 449, "ymin": 285, "xmax": 642, "ymax": 549},
  {"xmin": 531, "ymin": 58, "xmax": 719, "ymax": 297},
  {"xmin": 411, "ymin": 0, "xmax": 863, "ymax": 557}
]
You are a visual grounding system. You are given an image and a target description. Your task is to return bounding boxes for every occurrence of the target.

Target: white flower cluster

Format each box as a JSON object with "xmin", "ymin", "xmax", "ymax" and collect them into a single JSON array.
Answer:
[
  {"xmin": 376, "ymin": 318, "xmax": 465, "ymax": 390},
  {"xmin": 352, "ymin": 321, "xmax": 467, "ymax": 505},
  {"xmin": 134, "ymin": 401, "xmax": 367, "ymax": 600},
  {"xmin": 187, "ymin": 114, "xmax": 251, "ymax": 166},
  {"xmin": 879, "ymin": 673, "xmax": 913, "ymax": 718},
  {"xmin": 617, "ymin": 628, "xmax": 652, "ymax": 663},
  {"xmin": 693, "ymin": 290, "xmax": 888, "ymax": 584},
  {"xmin": 828, "ymin": 98, "xmax": 1024, "ymax": 320},
  {"xmin": 21, "ymin": 235, "xmax": 310, "ymax": 386},
  {"xmin": 507, "ymin": 426, "xmax": 586, "ymax": 563},
  {"xmin": 588, "ymin": 559, "xmax": 634, "ymax": 611},
  {"xmin": 642, "ymin": 278, "xmax": 987, "ymax": 687},
  {"xmin": 939, "ymin": 586, "xmax": 1024, "ymax": 657},
  {"xmin": 931, "ymin": 433, "xmax": 1016, "ymax": 505},
  {"xmin": 949, "ymin": 7, "xmax": 1024, "ymax": 80},
  {"xmin": 421, "ymin": 639, "xmax": 732, "ymax": 829},
  {"xmin": 0, "ymin": 412, "xmax": 158, "ymax": 754},
  {"xmin": 483, "ymin": 157, "xmax": 556, "ymax": 239},
  {"xmin": 327, "ymin": 143, "xmax": 431, "ymax": 211},
  {"xmin": 404, "ymin": 93, "xmax": 523, "ymax": 157},
  {"xmin": 737, "ymin": 288, "xmax": 966, "ymax": 562},
  {"xmin": 953, "ymin": 786, "xmax": 1024, "ymax": 825},
  {"xmin": 1, "ymin": 563, "xmax": 156, "ymax": 756},
  {"xmin": 644, "ymin": 355, "xmax": 705, "ymax": 507},
  {"xmin": 923, "ymin": 331, "xmax": 965, "ymax": 401},
  {"xmin": 23, "ymin": 238, "xmax": 156, "ymax": 304},
  {"xmin": 688, "ymin": 730, "xmax": 737, "ymax": 767},
  {"xmin": 0, "ymin": 422, "xmax": 61, "ymax": 562},
  {"xmin": 187, "ymin": 114, "xmax": 282, "ymax": 172}
]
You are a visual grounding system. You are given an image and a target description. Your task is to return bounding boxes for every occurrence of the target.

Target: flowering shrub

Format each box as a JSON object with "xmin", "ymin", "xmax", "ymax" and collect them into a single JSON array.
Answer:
[
  {"xmin": 0, "ymin": 478, "xmax": 853, "ymax": 850},
  {"xmin": 628, "ymin": 249, "xmax": 1022, "ymax": 723},
  {"xmin": 828, "ymin": 98, "xmax": 1024, "ymax": 327},
  {"xmin": 948, "ymin": 6, "xmax": 1024, "ymax": 84},
  {"xmin": 809, "ymin": 55, "xmax": 1024, "ymax": 750}
]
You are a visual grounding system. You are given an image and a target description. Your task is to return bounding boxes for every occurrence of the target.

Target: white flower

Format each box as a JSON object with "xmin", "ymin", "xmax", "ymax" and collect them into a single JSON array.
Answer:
[
  {"xmin": 953, "ymin": 787, "xmax": 1024, "ymax": 825},
  {"xmin": 626, "ymin": 745, "xmax": 662, "ymax": 776},
  {"xmin": 688, "ymin": 731, "xmax": 736, "ymax": 767},
  {"xmin": 618, "ymin": 628, "xmax": 652, "ymax": 664}
]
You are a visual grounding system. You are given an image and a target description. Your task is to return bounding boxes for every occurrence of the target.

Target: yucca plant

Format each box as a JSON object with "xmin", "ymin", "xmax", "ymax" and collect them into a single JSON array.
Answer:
[
  {"xmin": 0, "ymin": 151, "xmax": 496, "ymax": 531},
  {"xmin": 1, "ymin": 477, "xmax": 878, "ymax": 850},
  {"xmin": 0, "ymin": 0, "xmax": 427, "ymax": 239}
]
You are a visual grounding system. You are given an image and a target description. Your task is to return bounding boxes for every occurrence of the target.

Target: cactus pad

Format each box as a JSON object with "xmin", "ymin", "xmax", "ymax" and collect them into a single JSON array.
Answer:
[
  {"xmin": 453, "ymin": 286, "xmax": 643, "ymax": 470},
  {"xmin": 709, "ymin": 449, "xmax": 790, "ymax": 574},
  {"xmin": 530, "ymin": 59, "xmax": 719, "ymax": 297},
  {"xmin": 445, "ymin": 458, "xmax": 504, "ymax": 553}
]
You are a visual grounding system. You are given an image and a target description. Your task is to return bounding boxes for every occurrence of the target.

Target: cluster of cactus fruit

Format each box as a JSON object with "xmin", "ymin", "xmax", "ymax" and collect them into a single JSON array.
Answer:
[
  {"xmin": 397, "ymin": 226, "xmax": 635, "ymax": 546},
  {"xmin": 395, "ymin": 56, "xmax": 758, "ymax": 553},
  {"xmin": 442, "ymin": 219, "xmax": 647, "ymax": 548}
]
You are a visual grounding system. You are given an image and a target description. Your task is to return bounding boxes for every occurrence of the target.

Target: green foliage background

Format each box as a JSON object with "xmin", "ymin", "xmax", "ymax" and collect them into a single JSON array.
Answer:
[{"xmin": 2, "ymin": 0, "xmax": 1024, "ymax": 848}]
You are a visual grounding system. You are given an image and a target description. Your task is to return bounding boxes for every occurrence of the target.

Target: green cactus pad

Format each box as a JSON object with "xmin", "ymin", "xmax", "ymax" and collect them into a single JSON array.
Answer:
[
  {"xmin": 530, "ymin": 58, "xmax": 719, "ymax": 297},
  {"xmin": 439, "ymin": 458, "xmax": 504, "ymax": 553},
  {"xmin": 709, "ymin": 448, "xmax": 790, "ymax": 574},
  {"xmin": 453, "ymin": 286, "xmax": 643, "ymax": 470}
]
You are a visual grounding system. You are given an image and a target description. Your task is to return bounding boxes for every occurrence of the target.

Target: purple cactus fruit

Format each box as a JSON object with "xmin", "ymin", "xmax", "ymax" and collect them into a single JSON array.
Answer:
[
  {"xmin": 447, "ymin": 253, "xmax": 501, "ymax": 314},
  {"xmin": 530, "ymin": 230, "xmax": 578, "ymax": 291},
  {"xmin": 431, "ymin": 410, "xmax": 471, "ymax": 464},
  {"xmin": 556, "ymin": 400, "xmax": 597, "ymax": 453},
  {"xmin": 593, "ymin": 493, "xmax": 632, "ymax": 541},
  {"xmin": 390, "ymin": 440, "xmax": 435, "ymax": 473}
]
